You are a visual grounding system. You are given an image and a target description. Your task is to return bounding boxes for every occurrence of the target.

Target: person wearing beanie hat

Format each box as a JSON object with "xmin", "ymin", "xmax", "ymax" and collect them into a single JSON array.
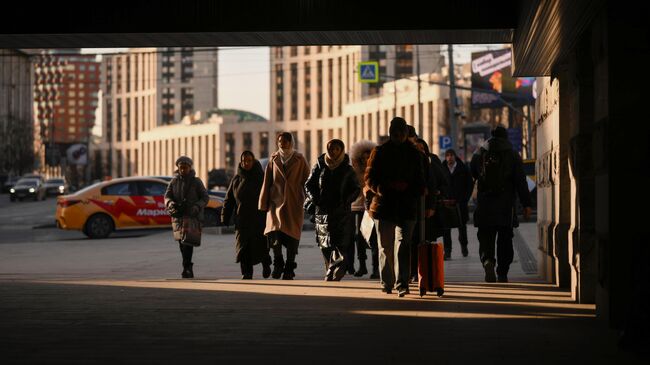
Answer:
[
  {"xmin": 470, "ymin": 124, "xmax": 532, "ymax": 283},
  {"xmin": 165, "ymin": 155, "xmax": 209, "ymax": 278}
]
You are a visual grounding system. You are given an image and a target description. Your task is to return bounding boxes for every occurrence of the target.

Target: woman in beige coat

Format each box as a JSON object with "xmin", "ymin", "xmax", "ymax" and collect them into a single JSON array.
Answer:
[{"xmin": 259, "ymin": 132, "xmax": 310, "ymax": 280}]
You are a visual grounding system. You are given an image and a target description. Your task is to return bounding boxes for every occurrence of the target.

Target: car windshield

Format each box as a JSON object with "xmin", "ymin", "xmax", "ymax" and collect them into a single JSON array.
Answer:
[
  {"xmin": 46, "ymin": 179, "xmax": 65, "ymax": 184},
  {"xmin": 16, "ymin": 179, "xmax": 37, "ymax": 187}
]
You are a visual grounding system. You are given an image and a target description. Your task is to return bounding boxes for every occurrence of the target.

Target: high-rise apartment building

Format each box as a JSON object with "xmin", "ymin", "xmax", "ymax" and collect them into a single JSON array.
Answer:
[
  {"xmin": 158, "ymin": 47, "xmax": 218, "ymax": 125},
  {"xmin": 270, "ymin": 45, "xmax": 445, "ymax": 164},
  {"xmin": 33, "ymin": 50, "xmax": 100, "ymax": 176},
  {"xmin": 362, "ymin": 45, "xmax": 444, "ymax": 96},
  {"xmin": 100, "ymin": 48, "xmax": 157, "ymax": 178}
]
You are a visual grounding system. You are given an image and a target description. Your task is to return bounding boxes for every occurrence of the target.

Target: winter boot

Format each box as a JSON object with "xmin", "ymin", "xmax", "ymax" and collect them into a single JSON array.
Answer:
[
  {"xmin": 182, "ymin": 263, "xmax": 194, "ymax": 279},
  {"xmin": 262, "ymin": 261, "xmax": 272, "ymax": 279},
  {"xmin": 282, "ymin": 261, "xmax": 297, "ymax": 280},
  {"xmin": 354, "ymin": 260, "xmax": 368, "ymax": 277},
  {"xmin": 370, "ymin": 266, "xmax": 380, "ymax": 279},
  {"xmin": 272, "ymin": 256, "xmax": 285, "ymax": 279}
]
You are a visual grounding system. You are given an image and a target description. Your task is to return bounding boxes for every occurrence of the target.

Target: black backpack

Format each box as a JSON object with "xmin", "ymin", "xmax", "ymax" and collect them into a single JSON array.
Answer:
[{"xmin": 478, "ymin": 148, "xmax": 513, "ymax": 194}]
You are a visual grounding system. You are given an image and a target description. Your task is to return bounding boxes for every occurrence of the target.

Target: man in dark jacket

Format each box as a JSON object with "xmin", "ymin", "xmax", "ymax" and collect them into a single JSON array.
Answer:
[
  {"xmin": 442, "ymin": 148, "xmax": 474, "ymax": 259},
  {"xmin": 365, "ymin": 117, "xmax": 425, "ymax": 297},
  {"xmin": 470, "ymin": 126, "xmax": 532, "ymax": 283}
]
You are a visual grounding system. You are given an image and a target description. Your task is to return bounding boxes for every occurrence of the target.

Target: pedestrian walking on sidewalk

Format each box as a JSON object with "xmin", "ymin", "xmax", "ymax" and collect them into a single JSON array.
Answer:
[
  {"xmin": 349, "ymin": 139, "xmax": 379, "ymax": 279},
  {"xmin": 305, "ymin": 139, "xmax": 360, "ymax": 281},
  {"xmin": 470, "ymin": 126, "xmax": 532, "ymax": 283},
  {"xmin": 411, "ymin": 138, "xmax": 444, "ymax": 282},
  {"xmin": 259, "ymin": 132, "xmax": 310, "ymax": 280},
  {"xmin": 365, "ymin": 117, "xmax": 426, "ymax": 297},
  {"xmin": 441, "ymin": 148, "xmax": 474, "ymax": 260},
  {"xmin": 164, "ymin": 156, "xmax": 209, "ymax": 279},
  {"xmin": 222, "ymin": 151, "xmax": 272, "ymax": 279}
]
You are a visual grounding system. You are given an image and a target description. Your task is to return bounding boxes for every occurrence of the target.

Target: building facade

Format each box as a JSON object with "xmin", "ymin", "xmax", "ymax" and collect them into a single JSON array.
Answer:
[
  {"xmin": 0, "ymin": 49, "xmax": 33, "ymax": 177},
  {"xmin": 139, "ymin": 111, "xmax": 275, "ymax": 184},
  {"xmin": 100, "ymin": 48, "xmax": 158, "ymax": 178},
  {"xmin": 33, "ymin": 50, "xmax": 100, "ymax": 178},
  {"xmin": 271, "ymin": 45, "xmax": 466, "ymax": 164},
  {"xmin": 158, "ymin": 47, "xmax": 218, "ymax": 125}
]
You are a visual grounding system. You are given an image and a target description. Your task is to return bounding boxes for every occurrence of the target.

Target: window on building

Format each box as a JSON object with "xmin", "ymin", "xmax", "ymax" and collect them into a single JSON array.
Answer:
[
  {"xmin": 275, "ymin": 64, "xmax": 284, "ymax": 121},
  {"xmin": 126, "ymin": 57, "xmax": 130, "ymax": 92},
  {"xmin": 328, "ymin": 59, "xmax": 333, "ymax": 118},
  {"xmin": 260, "ymin": 132, "xmax": 269, "ymax": 158},
  {"xmin": 304, "ymin": 61, "xmax": 311, "ymax": 120},
  {"xmin": 290, "ymin": 47, "xmax": 297, "ymax": 57},
  {"xmin": 181, "ymin": 88, "xmax": 194, "ymax": 116},
  {"xmin": 317, "ymin": 130, "xmax": 323, "ymax": 153},
  {"xmin": 317, "ymin": 60, "xmax": 323, "ymax": 118},
  {"xmin": 304, "ymin": 130, "xmax": 311, "ymax": 164},
  {"xmin": 225, "ymin": 133, "xmax": 235, "ymax": 171},
  {"xmin": 106, "ymin": 100, "xmax": 112, "ymax": 143},
  {"xmin": 116, "ymin": 100, "xmax": 122, "ymax": 141},
  {"xmin": 290, "ymin": 63, "xmax": 298, "ymax": 120},
  {"xmin": 126, "ymin": 98, "xmax": 131, "ymax": 141},
  {"xmin": 338, "ymin": 57, "xmax": 342, "ymax": 116},
  {"xmin": 243, "ymin": 132, "xmax": 252, "ymax": 152}
]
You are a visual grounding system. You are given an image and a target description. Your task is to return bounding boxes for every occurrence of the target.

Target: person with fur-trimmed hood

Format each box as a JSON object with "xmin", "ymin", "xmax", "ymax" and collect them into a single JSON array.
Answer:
[
  {"xmin": 305, "ymin": 139, "xmax": 360, "ymax": 281},
  {"xmin": 348, "ymin": 139, "xmax": 379, "ymax": 278}
]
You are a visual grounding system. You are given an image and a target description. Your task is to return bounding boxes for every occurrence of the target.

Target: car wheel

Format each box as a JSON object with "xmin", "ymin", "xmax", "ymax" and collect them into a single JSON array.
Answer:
[
  {"xmin": 84, "ymin": 214, "xmax": 114, "ymax": 239},
  {"xmin": 204, "ymin": 208, "xmax": 218, "ymax": 227},
  {"xmin": 10, "ymin": 197, "xmax": 15, "ymax": 202}
]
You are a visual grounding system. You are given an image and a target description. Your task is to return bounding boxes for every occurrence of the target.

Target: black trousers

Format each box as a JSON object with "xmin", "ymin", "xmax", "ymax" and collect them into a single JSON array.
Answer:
[
  {"xmin": 442, "ymin": 224, "xmax": 468, "ymax": 255},
  {"xmin": 179, "ymin": 242, "xmax": 193, "ymax": 267},
  {"xmin": 271, "ymin": 231, "xmax": 298, "ymax": 264},
  {"xmin": 477, "ymin": 226, "xmax": 514, "ymax": 276},
  {"xmin": 349, "ymin": 211, "xmax": 378, "ymax": 268}
]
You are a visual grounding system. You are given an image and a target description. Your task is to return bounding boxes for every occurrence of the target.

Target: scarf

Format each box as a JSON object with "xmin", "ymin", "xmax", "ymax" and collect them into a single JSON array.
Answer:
[
  {"xmin": 324, "ymin": 152, "xmax": 346, "ymax": 170},
  {"xmin": 278, "ymin": 147, "xmax": 295, "ymax": 165}
]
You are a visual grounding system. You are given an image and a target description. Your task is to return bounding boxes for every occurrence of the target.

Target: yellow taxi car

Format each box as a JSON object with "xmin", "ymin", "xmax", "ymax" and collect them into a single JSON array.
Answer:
[{"xmin": 56, "ymin": 177, "xmax": 223, "ymax": 239}]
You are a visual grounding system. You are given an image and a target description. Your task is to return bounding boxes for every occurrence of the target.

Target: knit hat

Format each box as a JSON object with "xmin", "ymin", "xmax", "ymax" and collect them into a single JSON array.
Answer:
[{"xmin": 175, "ymin": 156, "xmax": 193, "ymax": 167}]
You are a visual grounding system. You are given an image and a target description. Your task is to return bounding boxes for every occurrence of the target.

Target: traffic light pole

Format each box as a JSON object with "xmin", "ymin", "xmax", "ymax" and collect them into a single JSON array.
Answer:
[{"xmin": 447, "ymin": 44, "xmax": 458, "ymax": 151}]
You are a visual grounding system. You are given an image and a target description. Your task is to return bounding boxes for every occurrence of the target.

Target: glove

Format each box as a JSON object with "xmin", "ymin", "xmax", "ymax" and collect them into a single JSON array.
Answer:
[{"xmin": 167, "ymin": 203, "xmax": 180, "ymax": 217}]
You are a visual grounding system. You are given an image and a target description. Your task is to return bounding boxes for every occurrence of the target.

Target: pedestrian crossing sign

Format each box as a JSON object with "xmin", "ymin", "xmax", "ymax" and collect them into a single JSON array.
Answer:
[{"xmin": 358, "ymin": 61, "xmax": 379, "ymax": 83}]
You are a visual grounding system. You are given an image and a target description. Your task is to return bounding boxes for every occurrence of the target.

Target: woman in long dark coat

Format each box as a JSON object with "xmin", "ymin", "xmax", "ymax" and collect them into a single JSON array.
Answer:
[
  {"xmin": 222, "ymin": 151, "xmax": 271, "ymax": 279},
  {"xmin": 305, "ymin": 139, "xmax": 360, "ymax": 281}
]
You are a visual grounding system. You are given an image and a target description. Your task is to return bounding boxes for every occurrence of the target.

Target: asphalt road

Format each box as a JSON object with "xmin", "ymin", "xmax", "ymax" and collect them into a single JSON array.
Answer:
[{"xmin": 0, "ymin": 193, "xmax": 168, "ymax": 244}]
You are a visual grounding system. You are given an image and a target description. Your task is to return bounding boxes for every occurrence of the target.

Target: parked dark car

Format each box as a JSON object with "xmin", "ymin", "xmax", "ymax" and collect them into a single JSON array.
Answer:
[
  {"xmin": 22, "ymin": 173, "xmax": 45, "ymax": 184},
  {"xmin": 10, "ymin": 178, "xmax": 46, "ymax": 201},
  {"xmin": 43, "ymin": 178, "xmax": 68, "ymax": 196},
  {"xmin": 150, "ymin": 176, "xmax": 173, "ymax": 183},
  {"xmin": 3, "ymin": 176, "xmax": 20, "ymax": 193}
]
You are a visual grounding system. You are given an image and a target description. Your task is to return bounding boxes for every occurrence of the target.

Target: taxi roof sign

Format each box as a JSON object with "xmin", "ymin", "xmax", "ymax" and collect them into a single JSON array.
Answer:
[{"xmin": 358, "ymin": 61, "xmax": 379, "ymax": 83}]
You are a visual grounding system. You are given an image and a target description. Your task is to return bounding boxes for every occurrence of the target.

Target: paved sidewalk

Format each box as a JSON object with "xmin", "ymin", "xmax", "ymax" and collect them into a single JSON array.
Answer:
[
  {"xmin": 0, "ymin": 223, "xmax": 540, "ymax": 282},
  {"xmin": 2, "ymin": 222, "xmax": 645, "ymax": 363},
  {"xmin": 0, "ymin": 279, "xmax": 643, "ymax": 364}
]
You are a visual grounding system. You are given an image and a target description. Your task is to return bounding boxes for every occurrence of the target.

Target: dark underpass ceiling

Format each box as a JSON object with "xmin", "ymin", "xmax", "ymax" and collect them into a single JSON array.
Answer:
[
  {"xmin": 0, "ymin": 0, "xmax": 519, "ymax": 47},
  {"xmin": 0, "ymin": 0, "xmax": 605, "ymax": 77}
]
